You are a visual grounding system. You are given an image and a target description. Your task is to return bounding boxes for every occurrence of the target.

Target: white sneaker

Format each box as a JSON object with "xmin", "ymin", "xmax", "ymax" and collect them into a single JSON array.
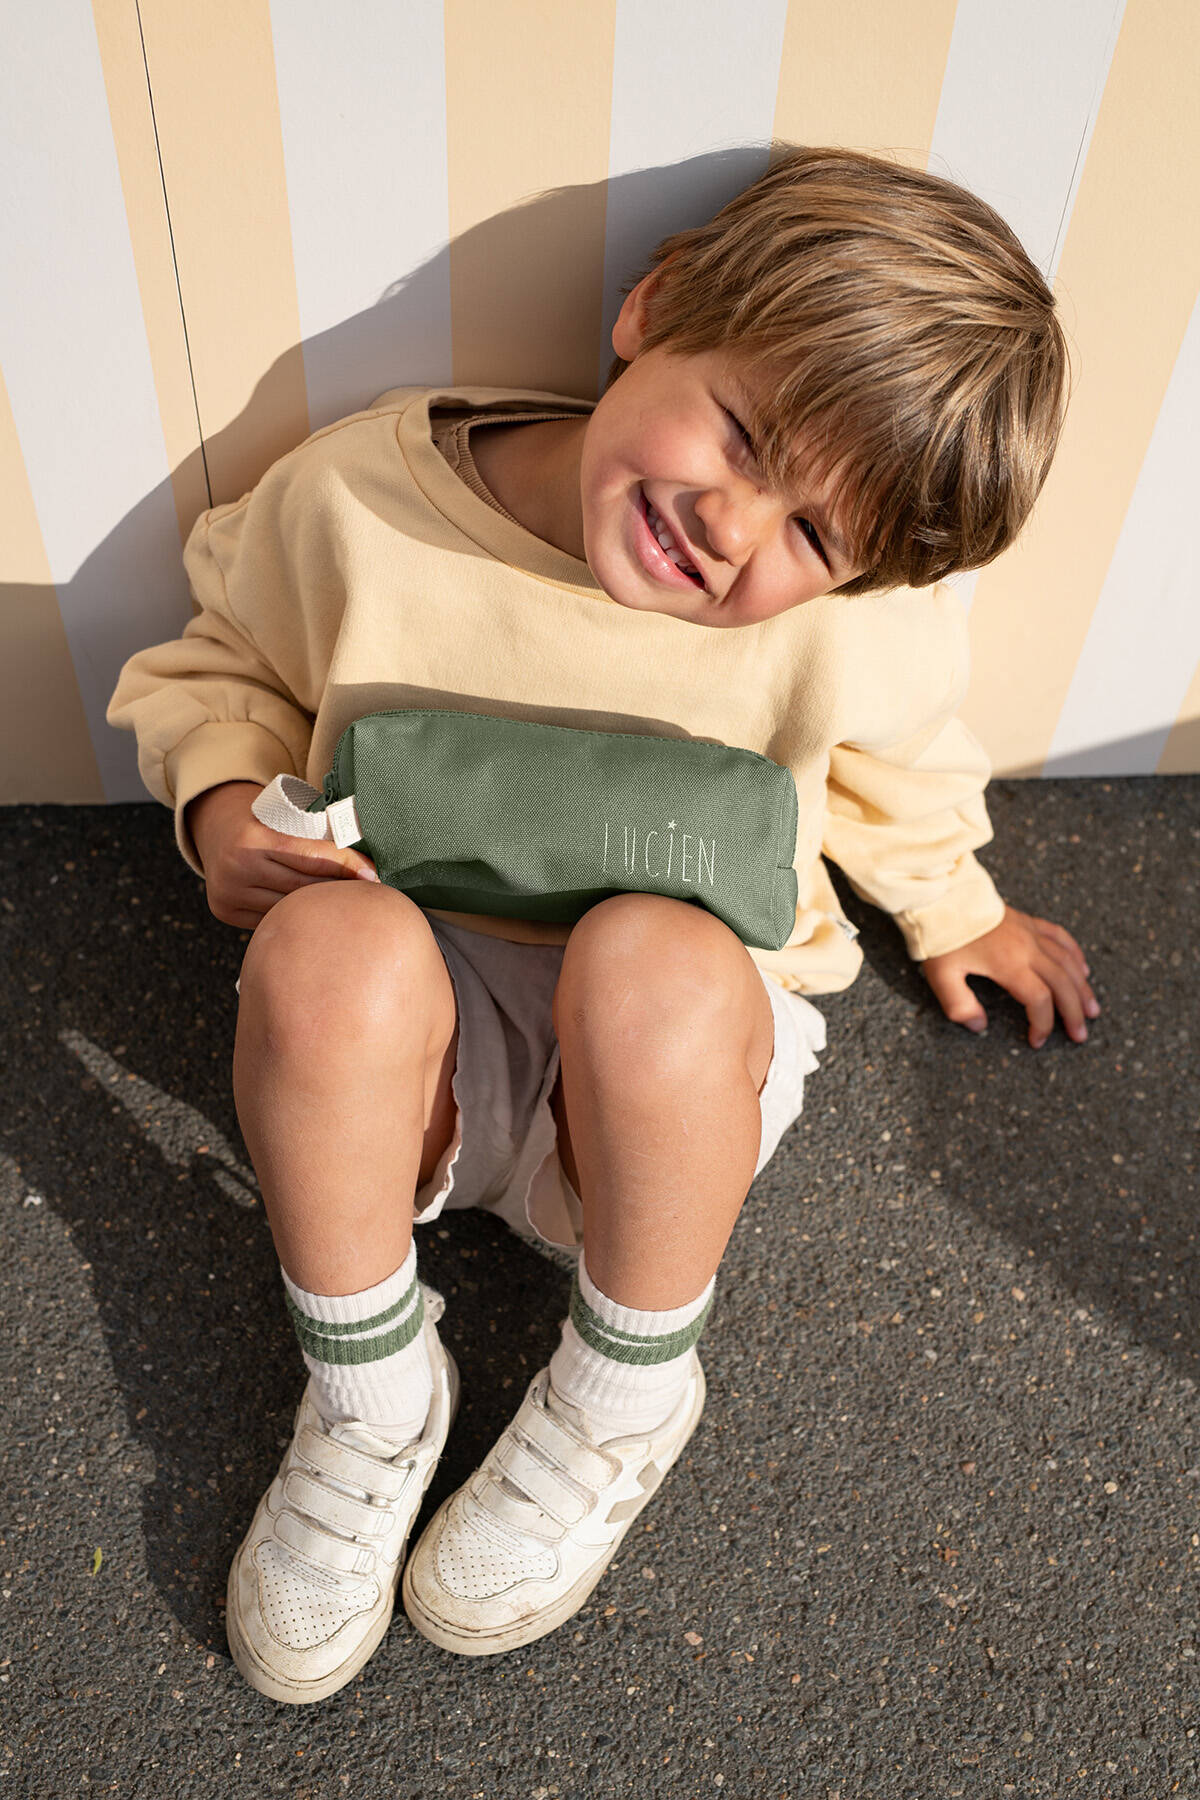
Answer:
[
  {"xmin": 226, "ymin": 1286, "xmax": 459, "ymax": 1702},
  {"xmin": 401, "ymin": 1356, "xmax": 705, "ymax": 1656}
]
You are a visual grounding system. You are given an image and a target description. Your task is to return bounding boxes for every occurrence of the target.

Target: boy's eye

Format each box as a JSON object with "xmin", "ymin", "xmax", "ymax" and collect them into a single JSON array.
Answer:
[
  {"xmin": 795, "ymin": 517, "xmax": 829, "ymax": 567},
  {"xmin": 724, "ymin": 407, "xmax": 830, "ymax": 569},
  {"xmin": 724, "ymin": 408, "xmax": 758, "ymax": 457}
]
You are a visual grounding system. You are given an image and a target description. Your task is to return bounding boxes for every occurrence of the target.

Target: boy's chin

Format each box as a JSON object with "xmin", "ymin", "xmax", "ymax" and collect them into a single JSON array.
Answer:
[
  {"xmin": 590, "ymin": 550, "xmax": 709, "ymax": 619},
  {"xmin": 611, "ymin": 588, "xmax": 725, "ymax": 627}
]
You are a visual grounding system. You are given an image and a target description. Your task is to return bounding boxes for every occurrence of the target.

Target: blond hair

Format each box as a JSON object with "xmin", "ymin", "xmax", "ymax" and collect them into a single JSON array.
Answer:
[{"xmin": 605, "ymin": 146, "xmax": 1069, "ymax": 594}]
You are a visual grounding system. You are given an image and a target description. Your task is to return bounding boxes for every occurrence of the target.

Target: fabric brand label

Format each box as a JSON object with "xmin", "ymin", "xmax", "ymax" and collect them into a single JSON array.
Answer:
[{"xmin": 602, "ymin": 819, "xmax": 717, "ymax": 888}]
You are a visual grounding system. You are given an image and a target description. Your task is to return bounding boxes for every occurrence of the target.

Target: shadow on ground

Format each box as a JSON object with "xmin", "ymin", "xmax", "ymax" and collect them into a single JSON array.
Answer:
[{"xmin": 2, "ymin": 777, "xmax": 1198, "ymax": 1798}]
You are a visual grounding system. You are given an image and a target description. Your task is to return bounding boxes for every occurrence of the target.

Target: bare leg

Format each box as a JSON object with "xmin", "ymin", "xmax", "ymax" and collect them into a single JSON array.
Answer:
[
  {"xmin": 399, "ymin": 894, "xmax": 776, "ymax": 1658},
  {"xmin": 550, "ymin": 894, "xmax": 775, "ymax": 1309},
  {"xmin": 232, "ymin": 882, "xmax": 460, "ymax": 1294}
]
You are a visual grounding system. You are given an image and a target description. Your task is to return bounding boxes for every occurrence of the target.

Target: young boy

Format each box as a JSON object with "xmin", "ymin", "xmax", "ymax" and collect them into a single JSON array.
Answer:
[{"xmin": 107, "ymin": 146, "xmax": 1098, "ymax": 1702}]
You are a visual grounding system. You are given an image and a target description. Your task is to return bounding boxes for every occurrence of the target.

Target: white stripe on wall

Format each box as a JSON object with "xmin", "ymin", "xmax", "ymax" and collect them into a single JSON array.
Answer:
[
  {"xmin": 930, "ymin": 0, "xmax": 1125, "ymax": 612},
  {"xmin": 1042, "ymin": 292, "xmax": 1200, "ymax": 776},
  {"xmin": 0, "ymin": 1, "xmax": 190, "ymax": 802},
  {"xmin": 929, "ymin": 0, "xmax": 1125, "ymax": 280},
  {"xmin": 269, "ymin": 0, "xmax": 453, "ymax": 430},
  {"xmin": 597, "ymin": 0, "xmax": 790, "ymax": 391}
]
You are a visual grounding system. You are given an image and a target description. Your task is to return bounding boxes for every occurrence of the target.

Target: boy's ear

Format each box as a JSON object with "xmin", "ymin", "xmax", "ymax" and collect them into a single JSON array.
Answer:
[{"xmin": 611, "ymin": 266, "xmax": 667, "ymax": 361}]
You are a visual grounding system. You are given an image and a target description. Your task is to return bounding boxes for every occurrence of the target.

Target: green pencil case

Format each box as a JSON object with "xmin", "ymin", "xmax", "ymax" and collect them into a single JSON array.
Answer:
[{"xmin": 251, "ymin": 708, "xmax": 798, "ymax": 949}]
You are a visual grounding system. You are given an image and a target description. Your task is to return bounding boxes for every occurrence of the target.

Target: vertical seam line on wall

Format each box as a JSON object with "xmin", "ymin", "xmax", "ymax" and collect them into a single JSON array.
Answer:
[
  {"xmin": 1048, "ymin": 122, "xmax": 1090, "ymax": 281},
  {"xmin": 1047, "ymin": 0, "xmax": 1125, "ymax": 281},
  {"xmin": 134, "ymin": 0, "xmax": 211, "ymax": 509}
]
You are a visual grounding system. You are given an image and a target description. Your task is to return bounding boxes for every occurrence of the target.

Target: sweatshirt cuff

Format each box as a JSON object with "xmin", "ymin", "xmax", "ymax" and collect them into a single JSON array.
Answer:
[
  {"xmin": 166, "ymin": 720, "xmax": 299, "ymax": 877},
  {"xmin": 893, "ymin": 859, "xmax": 1007, "ymax": 962}
]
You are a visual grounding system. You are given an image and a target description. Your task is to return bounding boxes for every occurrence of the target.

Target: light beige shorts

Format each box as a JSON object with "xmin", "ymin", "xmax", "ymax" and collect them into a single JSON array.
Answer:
[{"xmin": 411, "ymin": 912, "xmax": 826, "ymax": 1254}]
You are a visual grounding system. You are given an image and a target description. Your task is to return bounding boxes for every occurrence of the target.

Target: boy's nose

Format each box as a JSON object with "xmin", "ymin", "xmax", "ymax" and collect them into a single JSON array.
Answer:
[{"xmin": 693, "ymin": 480, "xmax": 777, "ymax": 566}]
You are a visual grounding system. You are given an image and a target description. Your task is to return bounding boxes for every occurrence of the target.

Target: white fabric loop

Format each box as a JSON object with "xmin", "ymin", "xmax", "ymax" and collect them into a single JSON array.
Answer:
[{"xmin": 251, "ymin": 772, "xmax": 363, "ymax": 848}]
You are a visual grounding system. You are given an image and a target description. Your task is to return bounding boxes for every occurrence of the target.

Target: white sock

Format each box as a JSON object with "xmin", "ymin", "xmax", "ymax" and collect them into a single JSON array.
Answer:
[
  {"xmin": 547, "ymin": 1249, "xmax": 714, "ymax": 1438},
  {"xmin": 281, "ymin": 1240, "xmax": 433, "ymax": 1445}
]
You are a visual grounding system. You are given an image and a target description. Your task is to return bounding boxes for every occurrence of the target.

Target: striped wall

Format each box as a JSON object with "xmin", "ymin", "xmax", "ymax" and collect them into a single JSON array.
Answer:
[{"xmin": 1, "ymin": 0, "xmax": 1197, "ymax": 804}]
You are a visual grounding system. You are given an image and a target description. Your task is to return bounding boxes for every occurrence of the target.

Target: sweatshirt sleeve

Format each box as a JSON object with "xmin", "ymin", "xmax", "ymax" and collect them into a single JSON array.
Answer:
[
  {"xmin": 106, "ymin": 496, "xmax": 320, "ymax": 878},
  {"xmin": 820, "ymin": 600, "xmax": 1006, "ymax": 962}
]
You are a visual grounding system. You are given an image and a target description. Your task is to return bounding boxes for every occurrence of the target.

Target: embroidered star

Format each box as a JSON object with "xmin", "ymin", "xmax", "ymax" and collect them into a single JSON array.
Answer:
[{"xmin": 667, "ymin": 820, "xmax": 677, "ymax": 831}]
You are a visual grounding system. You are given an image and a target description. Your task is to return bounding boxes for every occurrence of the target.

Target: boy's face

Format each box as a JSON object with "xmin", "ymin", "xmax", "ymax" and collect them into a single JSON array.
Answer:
[{"xmin": 578, "ymin": 275, "xmax": 863, "ymax": 628}]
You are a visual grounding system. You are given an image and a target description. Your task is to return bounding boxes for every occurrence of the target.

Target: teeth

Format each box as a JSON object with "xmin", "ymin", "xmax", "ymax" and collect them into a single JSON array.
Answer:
[
  {"xmin": 646, "ymin": 497, "xmax": 697, "ymax": 575},
  {"xmin": 646, "ymin": 498, "xmax": 674, "ymax": 550}
]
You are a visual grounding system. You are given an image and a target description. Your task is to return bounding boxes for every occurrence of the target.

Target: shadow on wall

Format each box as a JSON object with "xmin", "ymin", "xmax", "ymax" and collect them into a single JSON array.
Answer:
[
  {"xmin": 7, "ymin": 139, "xmax": 1186, "ymax": 799},
  {"xmin": 6, "ymin": 146, "xmax": 776, "ymax": 806},
  {"xmin": 1013, "ymin": 726, "xmax": 1200, "ymax": 780}
]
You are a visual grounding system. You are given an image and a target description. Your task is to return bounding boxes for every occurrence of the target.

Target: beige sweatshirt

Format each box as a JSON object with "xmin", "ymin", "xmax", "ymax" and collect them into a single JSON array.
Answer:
[{"xmin": 106, "ymin": 383, "xmax": 1006, "ymax": 995}]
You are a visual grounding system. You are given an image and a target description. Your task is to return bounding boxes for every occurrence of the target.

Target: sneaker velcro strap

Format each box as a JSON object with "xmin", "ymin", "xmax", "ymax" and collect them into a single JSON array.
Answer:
[
  {"xmin": 297, "ymin": 1427, "xmax": 411, "ymax": 1501},
  {"xmin": 470, "ymin": 1476, "xmax": 566, "ymax": 1542},
  {"xmin": 493, "ymin": 1435, "xmax": 590, "ymax": 1526},
  {"xmin": 275, "ymin": 1507, "xmax": 371, "ymax": 1574},
  {"xmin": 284, "ymin": 1470, "xmax": 393, "ymax": 1539},
  {"xmin": 517, "ymin": 1405, "xmax": 617, "ymax": 1489}
]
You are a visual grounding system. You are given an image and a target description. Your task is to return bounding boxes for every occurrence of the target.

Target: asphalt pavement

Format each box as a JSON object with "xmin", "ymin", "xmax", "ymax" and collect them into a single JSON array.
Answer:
[{"xmin": 1, "ymin": 776, "xmax": 1198, "ymax": 1799}]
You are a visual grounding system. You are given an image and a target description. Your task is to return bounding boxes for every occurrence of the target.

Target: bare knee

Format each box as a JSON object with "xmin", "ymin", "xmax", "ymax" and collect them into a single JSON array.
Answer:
[
  {"xmin": 553, "ymin": 894, "xmax": 748, "ymax": 1060},
  {"xmin": 238, "ymin": 882, "xmax": 445, "ymax": 1057}
]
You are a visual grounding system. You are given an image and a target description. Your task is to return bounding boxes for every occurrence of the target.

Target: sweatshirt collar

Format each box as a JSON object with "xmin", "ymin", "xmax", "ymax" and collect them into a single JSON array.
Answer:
[{"xmin": 393, "ymin": 384, "xmax": 608, "ymax": 600}]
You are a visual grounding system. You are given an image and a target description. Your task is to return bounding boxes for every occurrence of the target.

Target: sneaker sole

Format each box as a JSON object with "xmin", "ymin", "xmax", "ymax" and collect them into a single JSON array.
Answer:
[
  {"xmin": 226, "ymin": 1351, "xmax": 460, "ymax": 1703},
  {"xmin": 400, "ymin": 1366, "xmax": 704, "ymax": 1657}
]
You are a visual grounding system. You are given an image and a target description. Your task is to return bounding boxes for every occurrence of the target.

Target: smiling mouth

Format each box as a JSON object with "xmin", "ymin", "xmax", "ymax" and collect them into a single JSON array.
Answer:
[{"xmin": 640, "ymin": 490, "xmax": 706, "ymax": 587}]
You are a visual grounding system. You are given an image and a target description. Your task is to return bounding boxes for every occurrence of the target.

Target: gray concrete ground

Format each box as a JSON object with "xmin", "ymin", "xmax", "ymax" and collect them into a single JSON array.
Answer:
[{"xmin": 1, "ymin": 777, "xmax": 1197, "ymax": 1800}]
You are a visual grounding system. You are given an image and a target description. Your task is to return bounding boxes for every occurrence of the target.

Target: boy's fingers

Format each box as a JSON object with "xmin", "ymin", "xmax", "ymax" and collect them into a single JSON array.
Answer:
[
  {"xmin": 265, "ymin": 840, "xmax": 378, "ymax": 880},
  {"xmin": 235, "ymin": 889, "xmax": 292, "ymax": 927},
  {"xmin": 207, "ymin": 886, "xmax": 286, "ymax": 931},
  {"xmin": 1003, "ymin": 970, "xmax": 1055, "ymax": 1048},
  {"xmin": 214, "ymin": 855, "xmax": 381, "ymax": 928},
  {"xmin": 1036, "ymin": 942, "xmax": 1099, "ymax": 1030},
  {"xmin": 1035, "ymin": 917, "xmax": 1090, "ymax": 977},
  {"xmin": 1042, "ymin": 967, "xmax": 1088, "ymax": 1044},
  {"xmin": 924, "ymin": 962, "xmax": 988, "ymax": 1031},
  {"xmin": 1016, "ymin": 956, "xmax": 1093, "ymax": 1047},
  {"xmin": 278, "ymin": 862, "xmax": 381, "ymax": 889}
]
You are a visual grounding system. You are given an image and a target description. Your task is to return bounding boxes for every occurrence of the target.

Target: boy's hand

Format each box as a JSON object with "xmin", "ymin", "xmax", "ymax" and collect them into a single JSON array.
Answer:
[
  {"xmin": 187, "ymin": 780, "xmax": 379, "ymax": 930},
  {"xmin": 920, "ymin": 905, "xmax": 1100, "ymax": 1049}
]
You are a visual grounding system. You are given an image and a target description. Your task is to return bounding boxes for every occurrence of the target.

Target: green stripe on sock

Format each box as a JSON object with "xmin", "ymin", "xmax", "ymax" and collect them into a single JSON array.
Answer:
[
  {"xmin": 283, "ymin": 1273, "xmax": 419, "ymax": 1339},
  {"xmin": 568, "ymin": 1274, "xmax": 712, "ymax": 1367},
  {"xmin": 286, "ymin": 1283, "xmax": 424, "ymax": 1365}
]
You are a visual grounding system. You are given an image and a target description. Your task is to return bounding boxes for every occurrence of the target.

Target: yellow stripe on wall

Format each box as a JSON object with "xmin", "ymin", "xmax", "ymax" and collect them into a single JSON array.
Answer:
[
  {"xmin": 444, "ymin": 0, "xmax": 617, "ymax": 400},
  {"xmin": 772, "ymin": 0, "xmax": 958, "ymax": 164},
  {"xmin": 90, "ymin": 0, "xmax": 207, "ymax": 550},
  {"xmin": 0, "ymin": 363, "xmax": 103, "ymax": 804},
  {"xmin": 1159, "ymin": 660, "xmax": 1200, "ymax": 774},
  {"xmin": 137, "ymin": 0, "xmax": 308, "ymax": 508},
  {"xmin": 961, "ymin": 0, "xmax": 1200, "ymax": 775}
]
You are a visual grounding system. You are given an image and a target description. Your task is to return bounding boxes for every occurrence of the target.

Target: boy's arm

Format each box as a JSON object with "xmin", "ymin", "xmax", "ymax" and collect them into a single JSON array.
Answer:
[
  {"xmin": 107, "ymin": 490, "xmax": 321, "ymax": 879},
  {"xmin": 822, "ymin": 714, "xmax": 1099, "ymax": 1048},
  {"xmin": 108, "ymin": 495, "xmax": 378, "ymax": 929},
  {"xmin": 822, "ymin": 714, "xmax": 1004, "ymax": 961}
]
